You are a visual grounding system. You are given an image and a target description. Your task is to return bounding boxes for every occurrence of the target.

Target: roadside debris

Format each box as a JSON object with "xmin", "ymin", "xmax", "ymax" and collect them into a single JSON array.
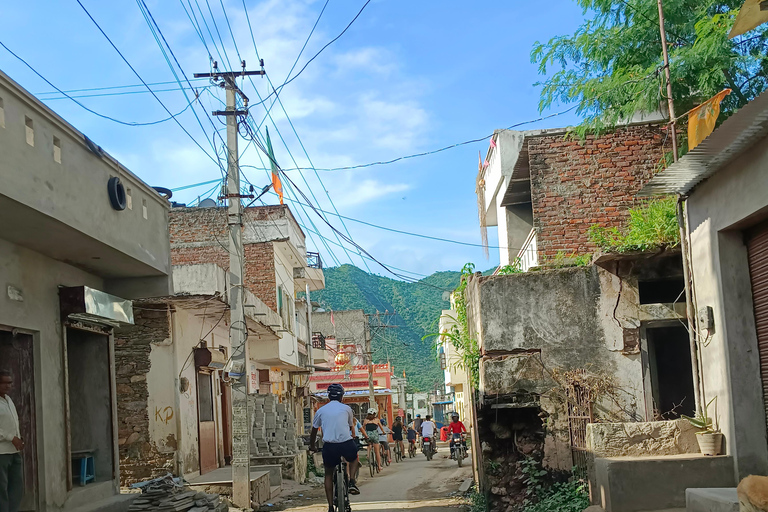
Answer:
[{"xmin": 129, "ymin": 474, "xmax": 228, "ymax": 512}]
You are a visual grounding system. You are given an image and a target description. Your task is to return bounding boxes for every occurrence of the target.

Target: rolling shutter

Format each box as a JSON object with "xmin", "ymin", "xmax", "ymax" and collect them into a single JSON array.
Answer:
[{"xmin": 747, "ymin": 221, "xmax": 768, "ymax": 429}]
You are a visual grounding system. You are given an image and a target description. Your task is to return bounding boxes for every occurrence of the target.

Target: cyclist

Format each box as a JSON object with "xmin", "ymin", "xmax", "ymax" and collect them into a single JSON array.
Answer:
[
  {"xmin": 420, "ymin": 415, "xmax": 438, "ymax": 455},
  {"xmin": 362, "ymin": 408, "xmax": 384, "ymax": 472},
  {"xmin": 309, "ymin": 383, "xmax": 360, "ymax": 512},
  {"xmin": 448, "ymin": 413, "xmax": 468, "ymax": 458},
  {"xmin": 392, "ymin": 416, "xmax": 405, "ymax": 459},
  {"xmin": 378, "ymin": 421, "xmax": 392, "ymax": 465},
  {"xmin": 406, "ymin": 423, "xmax": 417, "ymax": 455}
]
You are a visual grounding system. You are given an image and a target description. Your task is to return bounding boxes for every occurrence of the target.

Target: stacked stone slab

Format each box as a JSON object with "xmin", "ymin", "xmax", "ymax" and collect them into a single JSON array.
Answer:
[{"xmin": 250, "ymin": 394, "xmax": 302, "ymax": 456}]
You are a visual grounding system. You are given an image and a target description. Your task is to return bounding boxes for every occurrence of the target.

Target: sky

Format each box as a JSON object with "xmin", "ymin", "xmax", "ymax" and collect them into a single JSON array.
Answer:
[{"xmin": 0, "ymin": 0, "xmax": 587, "ymax": 278}]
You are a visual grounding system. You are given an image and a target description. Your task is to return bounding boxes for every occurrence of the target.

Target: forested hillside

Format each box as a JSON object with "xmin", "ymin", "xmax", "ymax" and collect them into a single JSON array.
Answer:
[{"xmin": 311, "ymin": 265, "xmax": 461, "ymax": 392}]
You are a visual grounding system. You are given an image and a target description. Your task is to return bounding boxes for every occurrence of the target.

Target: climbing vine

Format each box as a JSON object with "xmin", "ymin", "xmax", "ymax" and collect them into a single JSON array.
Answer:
[{"xmin": 425, "ymin": 263, "xmax": 481, "ymax": 389}]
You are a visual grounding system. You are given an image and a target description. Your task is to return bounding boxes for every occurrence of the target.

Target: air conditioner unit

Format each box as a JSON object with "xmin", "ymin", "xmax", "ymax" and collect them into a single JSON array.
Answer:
[{"xmin": 194, "ymin": 347, "xmax": 227, "ymax": 369}]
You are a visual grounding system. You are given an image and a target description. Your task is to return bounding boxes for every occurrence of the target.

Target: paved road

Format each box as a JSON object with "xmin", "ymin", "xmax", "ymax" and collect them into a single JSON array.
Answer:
[{"xmin": 282, "ymin": 443, "xmax": 471, "ymax": 512}]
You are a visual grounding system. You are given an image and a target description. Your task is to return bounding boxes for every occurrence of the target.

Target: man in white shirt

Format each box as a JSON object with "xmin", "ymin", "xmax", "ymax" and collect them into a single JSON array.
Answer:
[
  {"xmin": 0, "ymin": 369, "xmax": 23, "ymax": 512},
  {"xmin": 309, "ymin": 384, "xmax": 360, "ymax": 512},
  {"xmin": 420, "ymin": 415, "xmax": 438, "ymax": 453}
]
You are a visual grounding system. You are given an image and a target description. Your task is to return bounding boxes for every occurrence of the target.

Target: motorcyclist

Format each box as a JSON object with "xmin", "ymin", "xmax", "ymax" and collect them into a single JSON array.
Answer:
[{"xmin": 448, "ymin": 413, "xmax": 467, "ymax": 458}]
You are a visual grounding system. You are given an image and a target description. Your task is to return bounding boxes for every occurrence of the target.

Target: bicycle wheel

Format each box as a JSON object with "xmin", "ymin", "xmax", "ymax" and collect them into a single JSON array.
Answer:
[
  {"xmin": 335, "ymin": 466, "xmax": 346, "ymax": 512},
  {"xmin": 369, "ymin": 456, "xmax": 375, "ymax": 477}
]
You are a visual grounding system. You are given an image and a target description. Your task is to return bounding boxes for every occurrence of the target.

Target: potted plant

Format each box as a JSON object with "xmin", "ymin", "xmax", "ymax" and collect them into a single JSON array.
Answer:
[{"xmin": 683, "ymin": 397, "xmax": 723, "ymax": 456}]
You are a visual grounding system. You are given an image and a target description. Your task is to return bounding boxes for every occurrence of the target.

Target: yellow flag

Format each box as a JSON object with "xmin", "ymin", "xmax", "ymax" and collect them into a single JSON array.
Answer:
[{"xmin": 688, "ymin": 89, "xmax": 731, "ymax": 151}]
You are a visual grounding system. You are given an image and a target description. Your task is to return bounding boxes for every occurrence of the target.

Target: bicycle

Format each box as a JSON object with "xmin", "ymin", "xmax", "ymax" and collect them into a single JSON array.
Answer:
[
  {"xmin": 393, "ymin": 442, "xmax": 402, "ymax": 463},
  {"xmin": 366, "ymin": 441, "xmax": 379, "ymax": 477},
  {"xmin": 408, "ymin": 440, "xmax": 416, "ymax": 458},
  {"xmin": 333, "ymin": 458, "xmax": 352, "ymax": 512},
  {"xmin": 381, "ymin": 442, "xmax": 391, "ymax": 467}
]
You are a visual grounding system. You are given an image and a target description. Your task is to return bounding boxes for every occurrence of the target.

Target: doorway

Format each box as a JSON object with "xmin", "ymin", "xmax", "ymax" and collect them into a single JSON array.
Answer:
[
  {"xmin": 645, "ymin": 325, "xmax": 696, "ymax": 419},
  {"xmin": 66, "ymin": 327, "xmax": 114, "ymax": 486},
  {"xmin": 197, "ymin": 371, "xmax": 217, "ymax": 475},
  {"xmin": 0, "ymin": 330, "xmax": 38, "ymax": 511},
  {"xmin": 219, "ymin": 375, "xmax": 232, "ymax": 466}
]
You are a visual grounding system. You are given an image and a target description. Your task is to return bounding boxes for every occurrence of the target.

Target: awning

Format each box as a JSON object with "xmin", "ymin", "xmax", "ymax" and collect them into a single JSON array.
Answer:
[
  {"xmin": 638, "ymin": 89, "xmax": 768, "ymax": 197},
  {"xmin": 432, "ymin": 400, "xmax": 454, "ymax": 405},
  {"xmin": 315, "ymin": 388, "xmax": 395, "ymax": 398}
]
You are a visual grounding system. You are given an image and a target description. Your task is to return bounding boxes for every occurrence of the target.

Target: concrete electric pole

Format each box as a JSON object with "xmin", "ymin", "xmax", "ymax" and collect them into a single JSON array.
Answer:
[
  {"xmin": 656, "ymin": 0, "xmax": 678, "ymax": 162},
  {"xmin": 194, "ymin": 63, "xmax": 264, "ymax": 509}
]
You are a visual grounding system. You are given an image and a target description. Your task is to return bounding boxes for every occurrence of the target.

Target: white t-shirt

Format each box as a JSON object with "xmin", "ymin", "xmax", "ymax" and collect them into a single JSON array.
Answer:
[
  {"xmin": 312, "ymin": 400, "xmax": 354, "ymax": 443},
  {"xmin": 421, "ymin": 420, "xmax": 436, "ymax": 438}
]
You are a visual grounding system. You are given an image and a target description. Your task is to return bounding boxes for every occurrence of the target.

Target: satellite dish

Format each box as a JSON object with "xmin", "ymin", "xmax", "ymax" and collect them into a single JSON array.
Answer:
[{"xmin": 198, "ymin": 198, "xmax": 217, "ymax": 208}]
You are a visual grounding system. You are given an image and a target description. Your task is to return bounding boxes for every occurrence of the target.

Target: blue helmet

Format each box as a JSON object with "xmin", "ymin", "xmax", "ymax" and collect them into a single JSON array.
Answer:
[{"xmin": 327, "ymin": 383, "xmax": 345, "ymax": 401}]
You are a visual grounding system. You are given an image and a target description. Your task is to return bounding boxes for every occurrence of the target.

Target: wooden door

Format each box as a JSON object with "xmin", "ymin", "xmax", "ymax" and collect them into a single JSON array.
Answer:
[
  {"xmin": 197, "ymin": 371, "xmax": 217, "ymax": 474},
  {"xmin": 219, "ymin": 375, "xmax": 232, "ymax": 465},
  {"xmin": 747, "ymin": 221, "xmax": 768, "ymax": 430},
  {"xmin": 0, "ymin": 331, "xmax": 38, "ymax": 511}
]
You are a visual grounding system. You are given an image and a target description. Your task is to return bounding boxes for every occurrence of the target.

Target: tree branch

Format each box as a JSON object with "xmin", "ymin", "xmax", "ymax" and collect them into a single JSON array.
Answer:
[{"xmin": 723, "ymin": 69, "xmax": 749, "ymax": 107}]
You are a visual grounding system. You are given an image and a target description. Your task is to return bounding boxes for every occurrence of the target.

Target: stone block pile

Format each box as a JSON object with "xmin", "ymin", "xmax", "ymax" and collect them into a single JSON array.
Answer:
[
  {"xmin": 129, "ymin": 474, "xmax": 227, "ymax": 512},
  {"xmin": 250, "ymin": 394, "xmax": 303, "ymax": 456}
]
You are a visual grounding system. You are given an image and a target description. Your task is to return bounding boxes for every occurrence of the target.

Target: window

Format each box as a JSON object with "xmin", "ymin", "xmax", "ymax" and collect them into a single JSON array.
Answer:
[
  {"xmin": 277, "ymin": 287, "xmax": 294, "ymax": 332},
  {"xmin": 417, "ymin": 399, "xmax": 427, "ymax": 409},
  {"xmin": 24, "ymin": 116, "xmax": 34, "ymax": 146},
  {"xmin": 53, "ymin": 136, "xmax": 61, "ymax": 163},
  {"xmin": 142, "ymin": 198, "xmax": 148, "ymax": 219},
  {"xmin": 0, "ymin": 98, "xmax": 5, "ymax": 128},
  {"xmin": 126, "ymin": 188, "xmax": 133, "ymax": 210},
  {"xmin": 197, "ymin": 372, "xmax": 214, "ymax": 422}
]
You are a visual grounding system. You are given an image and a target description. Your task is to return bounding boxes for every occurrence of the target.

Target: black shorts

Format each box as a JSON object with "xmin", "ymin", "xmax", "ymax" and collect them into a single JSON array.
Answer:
[
  {"xmin": 322, "ymin": 440, "xmax": 359, "ymax": 469},
  {"xmin": 392, "ymin": 432, "xmax": 403, "ymax": 441}
]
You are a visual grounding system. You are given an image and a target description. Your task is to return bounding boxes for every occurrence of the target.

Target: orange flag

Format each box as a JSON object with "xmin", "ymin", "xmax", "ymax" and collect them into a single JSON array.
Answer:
[
  {"xmin": 266, "ymin": 128, "xmax": 283, "ymax": 204},
  {"xmin": 688, "ymin": 89, "xmax": 731, "ymax": 151}
]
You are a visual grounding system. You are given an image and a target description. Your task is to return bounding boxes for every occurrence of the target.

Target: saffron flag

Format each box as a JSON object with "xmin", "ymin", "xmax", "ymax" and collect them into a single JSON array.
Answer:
[
  {"xmin": 688, "ymin": 89, "xmax": 731, "ymax": 151},
  {"xmin": 489, "ymin": 135, "xmax": 497, "ymax": 149},
  {"xmin": 266, "ymin": 127, "xmax": 283, "ymax": 204}
]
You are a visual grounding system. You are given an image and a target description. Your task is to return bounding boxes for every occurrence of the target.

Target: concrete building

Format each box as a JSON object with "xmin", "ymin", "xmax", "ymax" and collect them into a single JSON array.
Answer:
[
  {"xmin": 438, "ymin": 308, "xmax": 472, "ymax": 429},
  {"xmin": 467, "ymin": 124, "xmax": 739, "ymax": 512},
  {"xmin": 114, "ymin": 264, "xmax": 281, "ymax": 484},
  {"xmin": 0, "ymin": 70, "xmax": 171, "ymax": 511},
  {"xmin": 640, "ymin": 89, "xmax": 768, "ymax": 493}
]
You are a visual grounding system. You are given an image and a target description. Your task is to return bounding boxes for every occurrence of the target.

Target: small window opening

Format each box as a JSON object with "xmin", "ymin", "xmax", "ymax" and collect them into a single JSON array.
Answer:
[
  {"xmin": 53, "ymin": 136, "xmax": 62, "ymax": 163},
  {"xmin": 638, "ymin": 277, "xmax": 685, "ymax": 304},
  {"xmin": 142, "ymin": 198, "xmax": 148, "ymax": 219},
  {"xmin": 24, "ymin": 116, "xmax": 34, "ymax": 146},
  {"xmin": 0, "ymin": 98, "xmax": 5, "ymax": 128},
  {"xmin": 646, "ymin": 325, "xmax": 695, "ymax": 419},
  {"xmin": 126, "ymin": 188, "xmax": 133, "ymax": 210}
]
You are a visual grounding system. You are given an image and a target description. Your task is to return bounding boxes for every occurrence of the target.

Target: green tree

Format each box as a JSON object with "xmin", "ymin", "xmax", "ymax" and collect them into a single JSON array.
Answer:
[{"xmin": 531, "ymin": 0, "xmax": 768, "ymax": 137}]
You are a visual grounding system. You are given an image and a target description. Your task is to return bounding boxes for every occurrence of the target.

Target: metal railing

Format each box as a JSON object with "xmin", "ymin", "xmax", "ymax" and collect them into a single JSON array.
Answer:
[
  {"xmin": 307, "ymin": 252, "xmax": 323, "ymax": 269},
  {"xmin": 312, "ymin": 332, "xmax": 326, "ymax": 349}
]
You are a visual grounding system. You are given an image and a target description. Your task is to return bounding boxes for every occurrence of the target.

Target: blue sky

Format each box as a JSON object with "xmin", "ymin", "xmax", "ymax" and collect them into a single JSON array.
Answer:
[{"xmin": 1, "ymin": 0, "xmax": 586, "ymax": 278}]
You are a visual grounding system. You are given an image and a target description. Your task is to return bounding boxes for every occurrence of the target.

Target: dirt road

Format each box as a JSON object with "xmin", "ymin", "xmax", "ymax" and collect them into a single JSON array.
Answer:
[{"xmin": 274, "ymin": 443, "xmax": 472, "ymax": 512}]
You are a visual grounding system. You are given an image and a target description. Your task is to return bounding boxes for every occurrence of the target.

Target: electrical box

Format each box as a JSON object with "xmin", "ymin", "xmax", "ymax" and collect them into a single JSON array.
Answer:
[{"xmin": 698, "ymin": 306, "xmax": 715, "ymax": 331}]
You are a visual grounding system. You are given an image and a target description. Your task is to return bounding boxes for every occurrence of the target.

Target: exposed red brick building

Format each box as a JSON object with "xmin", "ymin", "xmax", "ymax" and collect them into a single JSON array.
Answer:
[{"xmin": 478, "ymin": 124, "xmax": 666, "ymax": 268}]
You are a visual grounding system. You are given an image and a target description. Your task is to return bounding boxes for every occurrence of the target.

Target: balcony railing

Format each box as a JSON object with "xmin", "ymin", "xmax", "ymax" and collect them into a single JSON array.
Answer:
[
  {"xmin": 312, "ymin": 332, "xmax": 326, "ymax": 349},
  {"xmin": 307, "ymin": 252, "xmax": 323, "ymax": 269},
  {"xmin": 516, "ymin": 229, "xmax": 539, "ymax": 272}
]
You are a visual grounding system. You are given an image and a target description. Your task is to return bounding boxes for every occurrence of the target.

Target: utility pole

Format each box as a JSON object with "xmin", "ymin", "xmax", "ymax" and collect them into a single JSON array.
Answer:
[
  {"xmin": 194, "ymin": 62, "xmax": 264, "ymax": 509},
  {"xmin": 366, "ymin": 312, "xmax": 397, "ymax": 411},
  {"xmin": 657, "ymin": 0, "xmax": 678, "ymax": 162}
]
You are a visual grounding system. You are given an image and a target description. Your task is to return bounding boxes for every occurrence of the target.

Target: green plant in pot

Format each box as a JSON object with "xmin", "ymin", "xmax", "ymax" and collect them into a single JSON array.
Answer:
[{"xmin": 682, "ymin": 397, "xmax": 723, "ymax": 456}]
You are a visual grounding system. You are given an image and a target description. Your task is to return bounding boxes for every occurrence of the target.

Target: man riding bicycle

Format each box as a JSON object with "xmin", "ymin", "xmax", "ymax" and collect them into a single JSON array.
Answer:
[
  {"xmin": 309, "ymin": 384, "xmax": 360, "ymax": 512},
  {"xmin": 448, "ymin": 413, "xmax": 467, "ymax": 458}
]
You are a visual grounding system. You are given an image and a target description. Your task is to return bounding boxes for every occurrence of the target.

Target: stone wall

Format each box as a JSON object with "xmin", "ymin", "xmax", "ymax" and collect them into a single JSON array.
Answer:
[
  {"xmin": 527, "ymin": 125, "xmax": 665, "ymax": 258},
  {"xmin": 586, "ymin": 419, "xmax": 699, "ymax": 458},
  {"xmin": 115, "ymin": 306, "xmax": 175, "ymax": 485}
]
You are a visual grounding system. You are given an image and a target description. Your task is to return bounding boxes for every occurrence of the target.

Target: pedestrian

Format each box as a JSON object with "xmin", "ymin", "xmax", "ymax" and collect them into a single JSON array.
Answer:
[{"xmin": 0, "ymin": 369, "xmax": 23, "ymax": 512}]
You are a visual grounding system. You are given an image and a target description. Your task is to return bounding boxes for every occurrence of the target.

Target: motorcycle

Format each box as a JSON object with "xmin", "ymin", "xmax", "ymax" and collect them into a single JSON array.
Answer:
[
  {"xmin": 422, "ymin": 436, "xmax": 434, "ymax": 461},
  {"xmin": 451, "ymin": 433, "xmax": 467, "ymax": 467}
]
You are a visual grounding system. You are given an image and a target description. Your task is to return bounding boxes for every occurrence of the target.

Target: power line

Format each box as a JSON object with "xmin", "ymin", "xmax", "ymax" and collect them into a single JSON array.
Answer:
[
  {"xmin": 251, "ymin": 0, "xmax": 372, "ymax": 107},
  {"xmin": 34, "ymin": 77, "xmax": 210, "ymax": 96},
  {"xmin": 74, "ymin": 0, "xmax": 223, "ymax": 165},
  {"xmin": 0, "ymin": 39, "xmax": 202, "ymax": 127}
]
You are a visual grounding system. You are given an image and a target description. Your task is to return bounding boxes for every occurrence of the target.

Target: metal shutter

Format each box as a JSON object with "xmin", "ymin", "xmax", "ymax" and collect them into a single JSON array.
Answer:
[{"xmin": 747, "ymin": 221, "xmax": 768, "ymax": 429}]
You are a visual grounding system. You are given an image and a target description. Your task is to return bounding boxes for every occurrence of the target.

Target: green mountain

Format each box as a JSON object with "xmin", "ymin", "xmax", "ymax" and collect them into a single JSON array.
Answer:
[{"xmin": 311, "ymin": 265, "xmax": 461, "ymax": 392}]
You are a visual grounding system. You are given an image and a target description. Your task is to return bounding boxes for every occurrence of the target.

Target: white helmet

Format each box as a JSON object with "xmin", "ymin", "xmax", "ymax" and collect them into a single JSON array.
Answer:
[{"xmin": 367, "ymin": 408, "xmax": 377, "ymax": 415}]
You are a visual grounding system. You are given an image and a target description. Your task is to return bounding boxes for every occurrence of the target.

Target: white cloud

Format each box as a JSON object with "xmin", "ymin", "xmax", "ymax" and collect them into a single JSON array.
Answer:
[
  {"xmin": 332, "ymin": 179, "xmax": 410, "ymax": 208},
  {"xmin": 333, "ymin": 47, "xmax": 396, "ymax": 75}
]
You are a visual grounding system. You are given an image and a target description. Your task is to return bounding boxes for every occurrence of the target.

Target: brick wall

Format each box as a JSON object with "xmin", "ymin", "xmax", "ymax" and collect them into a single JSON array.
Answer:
[
  {"xmin": 528, "ymin": 125, "xmax": 665, "ymax": 258},
  {"xmin": 115, "ymin": 306, "xmax": 175, "ymax": 485},
  {"xmin": 169, "ymin": 208, "xmax": 277, "ymax": 311}
]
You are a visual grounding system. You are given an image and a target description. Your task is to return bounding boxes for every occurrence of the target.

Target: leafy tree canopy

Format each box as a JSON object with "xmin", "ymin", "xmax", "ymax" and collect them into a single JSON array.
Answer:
[{"xmin": 531, "ymin": 0, "xmax": 768, "ymax": 137}]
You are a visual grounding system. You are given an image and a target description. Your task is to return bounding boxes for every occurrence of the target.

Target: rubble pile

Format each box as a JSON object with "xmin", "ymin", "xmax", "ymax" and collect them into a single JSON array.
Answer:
[
  {"xmin": 129, "ymin": 474, "xmax": 227, "ymax": 512},
  {"xmin": 250, "ymin": 394, "xmax": 302, "ymax": 456}
]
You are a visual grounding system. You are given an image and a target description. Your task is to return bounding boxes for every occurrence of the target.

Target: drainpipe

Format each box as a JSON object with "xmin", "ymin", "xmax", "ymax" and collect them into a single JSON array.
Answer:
[{"xmin": 677, "ymin": 196, "xmax": 704, "ymax": 414}]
